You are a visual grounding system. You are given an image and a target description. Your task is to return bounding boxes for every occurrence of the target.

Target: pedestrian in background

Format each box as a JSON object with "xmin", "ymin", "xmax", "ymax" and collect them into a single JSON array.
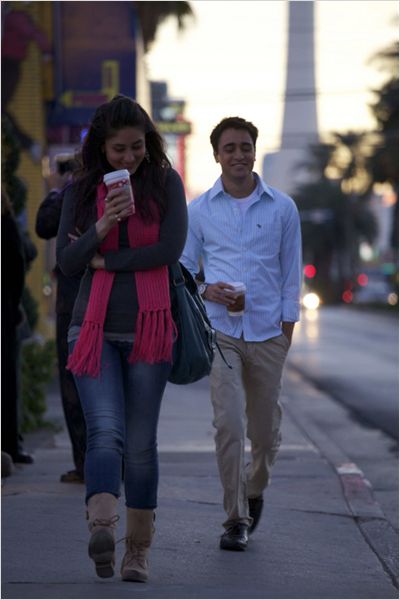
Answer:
[
  {"xmin": 57, "ymin": 95, "xmax": 187, "ymax": 582},
  {"xmin": 1, "ymin": 190, "xmax": 27, "ymax": 469},
  {"xmin": 36, "ymin": 154, "xmax": 86, "ymax": 483},
  {"xmin": 181, "ymin": 116, "xmax": 302, "ymax": 551}
]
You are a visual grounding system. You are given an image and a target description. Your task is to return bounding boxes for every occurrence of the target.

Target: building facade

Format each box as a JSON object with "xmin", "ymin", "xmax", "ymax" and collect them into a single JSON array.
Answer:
[{"xmin": 2, "ymin": 1, "xmax": 146, "ymax": 335}]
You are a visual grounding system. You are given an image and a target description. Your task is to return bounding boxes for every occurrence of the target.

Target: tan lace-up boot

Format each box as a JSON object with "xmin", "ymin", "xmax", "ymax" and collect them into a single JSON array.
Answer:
[
  {"xmin": 120, "ymin": 508, "xmax": 155, "ymax": 582},
  {"xmin": 87, "ymin": 493, "xmax": 119, "ymax": 578}
]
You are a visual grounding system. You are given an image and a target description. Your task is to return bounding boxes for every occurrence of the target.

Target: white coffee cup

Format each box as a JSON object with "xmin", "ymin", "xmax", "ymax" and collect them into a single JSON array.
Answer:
[
  {"xmin": 227, "ymin": 282, "xmax": 246, "ymax": 317},
  {"xmin": 103, "ymin": 169, "xmax": 135, "ymax": 213}
]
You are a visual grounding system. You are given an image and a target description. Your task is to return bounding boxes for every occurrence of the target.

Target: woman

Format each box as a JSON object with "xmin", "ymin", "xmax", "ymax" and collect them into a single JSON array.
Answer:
[{"xmin": 57, "ymin": 95, "xmax": 188, "ymax": 582}]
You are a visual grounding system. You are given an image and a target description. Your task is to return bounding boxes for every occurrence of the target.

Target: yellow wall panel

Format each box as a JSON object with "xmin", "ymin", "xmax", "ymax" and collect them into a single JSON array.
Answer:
[{"xmin": 8, "ymin": 2, "xmax": 52, "ymax": 337}]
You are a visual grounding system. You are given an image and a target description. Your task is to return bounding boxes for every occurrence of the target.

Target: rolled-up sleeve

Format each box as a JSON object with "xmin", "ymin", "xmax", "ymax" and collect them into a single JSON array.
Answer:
[
  {"xmin": 280, "ymin": 200, "xmax": 302, "ymax": 322},
  {"xmin": 180, "ymin": 201, "xmax": 204, "ymax": 277}
]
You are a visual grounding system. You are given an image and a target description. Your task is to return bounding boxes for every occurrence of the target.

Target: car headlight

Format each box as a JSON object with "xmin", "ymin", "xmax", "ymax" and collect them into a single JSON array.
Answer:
[{"xmin": 302, "ymin": 292, "xmax": 320, "ymax": 310}]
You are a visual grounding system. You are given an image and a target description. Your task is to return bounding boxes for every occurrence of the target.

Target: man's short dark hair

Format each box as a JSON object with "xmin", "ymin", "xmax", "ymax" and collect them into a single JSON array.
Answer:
[{"xmin": 210, "ymin": 117, "xmax": 258, "ymax": 153}]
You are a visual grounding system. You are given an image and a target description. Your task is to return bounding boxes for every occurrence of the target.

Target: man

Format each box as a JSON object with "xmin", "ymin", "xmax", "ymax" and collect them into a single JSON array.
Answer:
[
  {"xmin": 36, "ymin": 154, "xmax": 86, "ymax": 483},
  {"xmin": 181, "ymin": 117, "xmax": 302, "ymax": 551}
]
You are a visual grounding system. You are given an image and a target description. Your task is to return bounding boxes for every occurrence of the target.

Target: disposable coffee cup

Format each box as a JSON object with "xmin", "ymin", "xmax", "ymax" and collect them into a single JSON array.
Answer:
[
  {"xmin": 227, "ymin": 282, "xmax": 246, "ymax": 317},
  {"xmin": 103, "ymin": 169, "xmax": 135, "ymax": 213}
]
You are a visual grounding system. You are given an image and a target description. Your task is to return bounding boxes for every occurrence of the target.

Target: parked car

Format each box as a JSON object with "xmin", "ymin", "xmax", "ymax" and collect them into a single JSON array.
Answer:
[{"xmin": 352, "ymin": 270, "xmax": 395, "ymax": 305}]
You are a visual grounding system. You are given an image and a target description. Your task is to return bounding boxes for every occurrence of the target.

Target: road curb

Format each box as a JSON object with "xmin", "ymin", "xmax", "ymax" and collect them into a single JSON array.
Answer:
[{"xmin": 283, "ymin": 368, "xmax": 399, "ymax": 587}]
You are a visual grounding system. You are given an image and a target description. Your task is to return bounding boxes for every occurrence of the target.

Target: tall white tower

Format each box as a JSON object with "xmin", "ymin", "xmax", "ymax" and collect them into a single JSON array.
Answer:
[{"xmin": 263, "ymin": 1, "xmax": 319, "ymax": 195}]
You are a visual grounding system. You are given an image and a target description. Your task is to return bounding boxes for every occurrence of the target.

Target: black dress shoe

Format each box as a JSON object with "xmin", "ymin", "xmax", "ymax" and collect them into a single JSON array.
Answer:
[
  {"xmin": 248, "ymin": 495, "xmax": 264, "ymax": 534},
  {"xmin": 14, "ymin": 451, "xmax": 34, "ymax": 464},
  {"xmin": 60, "ymin": 469, "xmax": 84, "ymax": 483},
  {"xmin": 220, "ymin": 523, "xmax": 248, "ymax": 551}
]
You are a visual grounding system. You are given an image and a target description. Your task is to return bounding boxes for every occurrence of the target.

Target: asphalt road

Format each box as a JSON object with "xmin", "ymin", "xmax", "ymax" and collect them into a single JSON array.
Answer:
[{"xmin": 288, "ymin": 305, "xmax": 399, "ymax": 439}]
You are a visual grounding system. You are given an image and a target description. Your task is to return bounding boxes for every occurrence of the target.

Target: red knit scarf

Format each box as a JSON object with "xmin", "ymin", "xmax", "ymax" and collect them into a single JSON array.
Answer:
[{"xmin": 67, "ymin": 183, "xmax": 176, "ymax": 378}]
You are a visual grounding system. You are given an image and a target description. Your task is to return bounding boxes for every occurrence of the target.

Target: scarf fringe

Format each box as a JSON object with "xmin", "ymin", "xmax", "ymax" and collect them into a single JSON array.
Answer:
[
  {"xmin": 129, "ymin": 308, "xmax": 177, "ymax": 364},
  {"xmin": 67, "ymin": 321, "xmax": 104, "ymax": 378}
]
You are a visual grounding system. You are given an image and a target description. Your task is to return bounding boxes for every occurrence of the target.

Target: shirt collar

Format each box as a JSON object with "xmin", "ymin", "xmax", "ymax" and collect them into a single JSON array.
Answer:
[{"xmin": 209, "ymin": 173, "xmax": 275, "ymax": 201}]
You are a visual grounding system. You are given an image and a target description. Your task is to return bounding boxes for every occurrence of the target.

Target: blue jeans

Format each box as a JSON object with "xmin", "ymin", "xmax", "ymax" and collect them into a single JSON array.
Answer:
[{"xmin": 69, "ymin": 340, "xmax": 171, "ymax": 509}]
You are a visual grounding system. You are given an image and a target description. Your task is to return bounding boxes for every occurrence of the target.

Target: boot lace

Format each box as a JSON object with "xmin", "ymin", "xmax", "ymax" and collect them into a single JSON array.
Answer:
[
  {"xmin": 90, "ymin": 514, "xmax": 120, "ymax": 528},
  {"xmin": 118, "ymin": 538, "xmax": 148, "ymax": 568}
]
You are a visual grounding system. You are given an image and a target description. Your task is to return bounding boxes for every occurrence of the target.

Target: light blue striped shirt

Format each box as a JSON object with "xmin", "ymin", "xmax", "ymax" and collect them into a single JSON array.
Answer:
[{"xmin": 180, "ymin": 174, "xmax": 302, "ymax": 341}]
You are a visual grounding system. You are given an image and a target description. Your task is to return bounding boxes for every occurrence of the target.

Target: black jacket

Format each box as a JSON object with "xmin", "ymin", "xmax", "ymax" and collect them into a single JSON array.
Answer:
[
  {"xmin": 36, "ymin": 188, "xmax": 82, "ymax": 315},
  {"xmin": 2, "ymin": 211, "xmax": 25, "ymax": 328}
]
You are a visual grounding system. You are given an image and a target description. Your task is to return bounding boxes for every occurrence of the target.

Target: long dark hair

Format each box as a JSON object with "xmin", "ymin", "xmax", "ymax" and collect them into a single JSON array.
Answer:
[{"xmin": 73, "ymin": 95, "xmax": 171, "ymax": 231}]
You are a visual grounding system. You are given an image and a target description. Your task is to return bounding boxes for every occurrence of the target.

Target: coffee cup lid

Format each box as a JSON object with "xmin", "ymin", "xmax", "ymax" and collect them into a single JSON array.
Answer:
[
  {"xmin": 103, "ymin": 169, "xmax": 130, "ymax": 184},
  {"xmin": 230, "ymin": 282, "xmax": 246, "ymax": 292}
]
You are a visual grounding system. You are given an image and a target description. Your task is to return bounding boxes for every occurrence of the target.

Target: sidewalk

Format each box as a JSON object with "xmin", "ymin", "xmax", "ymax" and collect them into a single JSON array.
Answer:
[{"xmin": 2, "ymin": 369, "xmax": 398, "ymax": 599}]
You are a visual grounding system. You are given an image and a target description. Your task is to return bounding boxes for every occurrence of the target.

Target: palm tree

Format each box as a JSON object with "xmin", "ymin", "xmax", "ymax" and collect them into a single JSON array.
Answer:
[
  {"xmin": 293, "ymin": 141, "xmax": 377, "ymax": 303},
  {"xmin": 135, "ymin": 1, "xmax": 195, "ymax": 53},
  {"xmin": 329, "ymin": 131, "xmax": 372, "ymax": 195},
  {"xmin": 368, "ymin": 42, "xmax": 399, "ymax": 253}
]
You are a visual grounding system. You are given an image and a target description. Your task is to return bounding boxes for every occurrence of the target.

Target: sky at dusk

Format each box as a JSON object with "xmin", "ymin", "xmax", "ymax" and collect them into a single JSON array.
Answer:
[{"xmin": 145, "ymin": 1, "xmax": 399, "ymax": 198}]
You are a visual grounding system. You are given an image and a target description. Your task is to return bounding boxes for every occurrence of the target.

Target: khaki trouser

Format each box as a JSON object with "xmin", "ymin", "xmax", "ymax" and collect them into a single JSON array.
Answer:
[{"xmin": 210, "ymin": 331, "xmax": 290, "ymax": 528}]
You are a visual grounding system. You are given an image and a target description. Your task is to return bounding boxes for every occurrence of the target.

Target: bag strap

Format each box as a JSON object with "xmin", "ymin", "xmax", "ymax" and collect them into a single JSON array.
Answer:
[
  {"xmin": 169, "ymin": 262, "xmax": 185, "ymax": 288},
  {"xmin": 216, "ymin": 341, "xmax": 233, "ymax": 370}
]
